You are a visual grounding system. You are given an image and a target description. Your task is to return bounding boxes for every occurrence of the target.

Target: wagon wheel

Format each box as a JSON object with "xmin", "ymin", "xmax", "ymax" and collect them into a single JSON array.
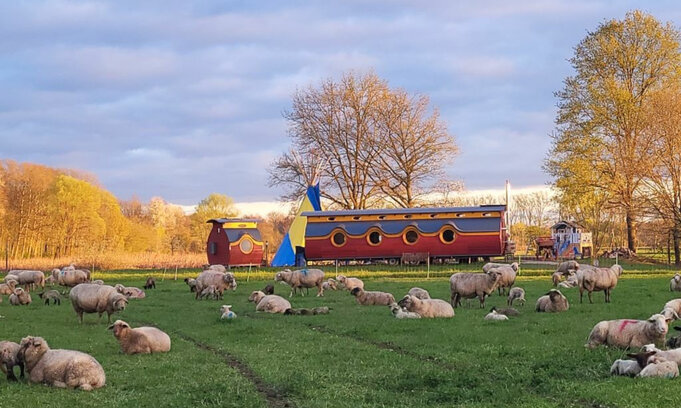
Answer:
[{"xmin": 388, "ymin": 258, "xmax": 398, "ymax": 266}]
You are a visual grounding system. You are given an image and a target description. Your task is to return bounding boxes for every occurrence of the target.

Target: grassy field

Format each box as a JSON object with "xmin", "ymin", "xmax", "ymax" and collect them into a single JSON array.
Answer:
[{"xmin": 2, "ymin": 264, "xmax": 681, "ymax": 407}]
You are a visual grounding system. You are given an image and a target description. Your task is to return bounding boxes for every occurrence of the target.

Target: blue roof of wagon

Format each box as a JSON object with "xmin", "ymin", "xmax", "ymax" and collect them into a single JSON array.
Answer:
[{"xmin": 301, "ymin": 205, "xmax": 506, "ymax": 217}]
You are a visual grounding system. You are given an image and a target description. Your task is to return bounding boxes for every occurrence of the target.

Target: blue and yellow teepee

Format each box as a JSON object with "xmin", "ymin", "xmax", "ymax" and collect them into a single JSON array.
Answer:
[{"xmin": 270, "ymin": 184, "xmax": 321, "ymax": 267}]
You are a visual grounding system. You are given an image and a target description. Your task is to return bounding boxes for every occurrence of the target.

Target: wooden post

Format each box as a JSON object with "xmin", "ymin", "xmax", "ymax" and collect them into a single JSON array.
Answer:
[
  {"xmin": 162, "ymin": 267, "xmax": 166, "ymax": 281},
  {"xmin": 174, "ymin": 266, "xmax": 178, "ymax": 281},
  {"xmin": 426, "ymin": 253, "xmax": 430, "ymax": 279},
  {"xmin": 247, "ymin": 264, "xmax": 251, "ymax": 282}
]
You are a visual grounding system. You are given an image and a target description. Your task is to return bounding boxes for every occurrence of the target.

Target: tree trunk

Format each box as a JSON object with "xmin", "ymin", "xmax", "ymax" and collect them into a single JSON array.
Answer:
[
  {"xmin": 674, "ymin": 225, "xmax": 681, "ymax": 266},
  {"xmin": 625, "ymin": 210, "xmax": 637, "ymax": 252}
]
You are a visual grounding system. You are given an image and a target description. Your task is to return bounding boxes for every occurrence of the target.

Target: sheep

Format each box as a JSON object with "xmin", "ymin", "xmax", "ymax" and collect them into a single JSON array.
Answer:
[
  {"xmin": 38, "ymin": 290, "xmax": 62, "ymax": 305},
  {"xmin": 551, "ymin": 272, "xmax": 563, "ymax": 287},
  {"xmin": 91, "ymin": 280, "xmax": 104, "ymax": 285},
  {"xmin": 274, "ymin": 268, "xmax": 325, "ymax": 297},
  {"xmin": 0, "ymin": 341, "xmax": 24, "ymax": 381},
  {"xmin": 535, "ymin": 289, "xmax": 569, "ymax": 313},
  {"xmin": 484, "ymin": 309, "xmax": 509, "ymax": 321},
  {"xmin": 220, "ymin": 305, "xmax": 237, "ymax": 320},
  {"xmin": 388, "ymin": 302, "xmax": 421, "ymax": 319},
  {"xmin": 335, "ymin": 275, "xmax": 364, "ymax": 292},
  {"xmin": 194, "ymin": 270, "xmax": 237, "ymax": 300},
  {"xmin": 481, "ymin": 262, "xmax": 517, "ymax": 273},
  {"xmin": 69, "ymin": 283, "xmax": 128, "ymax": 324},
  {"xmin": 661, "ymin": 299, "xmax": 681, "ymax": 320},
  {"xmin": 9, "ymin": 288, "xmax": 31, "ymax": 305},
  {"xmin": 490, "ymin": 306, "xmax": 519, "ymax": 317},
  {"xmin": 555, "ymin": 260, "xmax": 580, "ymax": 275},
  {"xmin": 0, "ymin": 280, "xmax": 16, "ymax": 297},
  {"xmin": 199, "ymin": 285, "xmax": 219, "ymax": 300},
  {"xmin": 610, "ymin": 358, "xmax": 642, "ymax": 377},
  {"xmin": 248, "ymin": 291, "xmax": 291, "ymax": 314},
  {"xmin": 184, "ymin": 278, "xmax": 198, "ymax": 293},
  {"xmin": 108, "ymin": 320, "xmax": 171, "ymax": 354},
  {"xmin": 262, "ymin": 284, "xmax": 275, "ymax": 295},
  {"xmin": 322, "ymin": 279, "xmax": 338, "ymax": 291},
  {"xmin": 6, "ymin": 270, "xmax": 45, "ymax": 291},
  {"xmin": 580, "ymin": 264, "xmax": 623, "ymax": 303},
  {"xmin": 143, "ymin": 277, "xmax": 156, "ymax": 290},
  {"xmin": 666, "ymin": 327, "xmax": 681, "ymax": 349},
  {"xmin": 507, "ymin": 287, "xmax": 525, "ymax": 306},
  {"xmin": 19, "ymin": 336, "xmax": 105, "ymax": 390},
  {"xmin": 407, "ymin": 287, "xmax": 430, "ymax": 300},
  {"xmin": 585, "ymin": 314, "xmax": 672, "ymax": 349},
  {"xmin": 114, "ymin": 284, "xmax": 146, "ymax": 299},
  {"xmin": 50, "ymin": 267, "xmax": 90, "ymax": 287},
  {"xmin": 671, "ymin": 274, "xmax": 681, "ymax": 292},
  {"xmin": 638, "ymin": 344, "xmax": 681, "ymax": 366},
  {"xmin": 487, "ymin": 263, "xmax": 519, "ymax": 295},
  {"xmin": 350, "ymin": 287, "xmax": 395, "ymax": 306},
  {"xmin": 397, "ymin": 295, "xmax": 455, "ymax": 318},
  {"xmin": 449, "ymin": 270, "xmax": 502, "ymax": 308},
  {"xmin": 206, "ymin": 264, "xmax": 227, "ymax": 272},
  {"xmin": 634, "ymin": 355, "xmax": 679, "ymax": 379}
]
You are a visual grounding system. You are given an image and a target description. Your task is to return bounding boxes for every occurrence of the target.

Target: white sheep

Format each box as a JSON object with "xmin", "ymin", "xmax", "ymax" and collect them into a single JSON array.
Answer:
[
  {"xmin": 397, "ymin": 295, "xmax": 455, "ymax": 318},
  {"xmin": 274, "ymin": 269, "xmax": 325, "ymax": 297},
  {"xmin": 507, "ymin": 287, "xmax": 525, "ymax": 306},
  {"xmin": 609, "ymin": 359, "xmax": 642, "ymax": 377},
  {"xmin": 69, "ymin": 284, "xmax": 128, "ymax": 323},
  {"xmin": 9, "ymin": 288, "xmax": 31, "ymax": 306},
  {"xmin": 585, "ymin": 314, "xmax": 671, "ymax": 349},
  {"xmin": 487, "ymin": 263, "xmax": 518, "ymax": 295},
  {"xmin": 388, "ymin": 302, "xmax": 421, "ymax": 319},
  {"xmin": 248, "ymin": 291, "xmax": 291, "ymax": 314},
  {"xmin": 19, "ymin": 336, "xmax": 105, "ymax": 390},
  {"xmin": 114, "ymin": 284, "xmax": 146, "ymax": 299},
  {"xmin": 194, "ymin": 270, "xmax": 237, "ymax": 300},
  {"xmin": 335, "ymin": 275, "xmax": 364, "ymax": 292},
  {"xmin": 108, "ymin": 320, "xmax": 171, "ymax": 354},
  {"xmin": 638, "ymin": 344, "xmax": 681, "ymax": 366},
  {"xmin": 535, "ymin": 289, "xmax": 569, "ymax": 313},
  {"xmin": 660, "ymin": 299, "xmax": 681, "ymax": 320},
  {"xmin": 638, "ymin": 357, "xmax": 679, "ymax": 378},
  {"xmin": 0, "ymin": 341, "xmax": 24, "ymax": 381},
  {"xmin": 350, "ymin": 287, "xmax": 395, "ymax": 306},
  {"xmin": 407, "ymin": 287, "xmax": 431, "ymax": 300},
  {"xmin": 671, "ymin": 274, "xmax": 681, "ymax": 292},
  {"xmin": 449, "ymin": 270, "xmax": 501, "ymax": 308},
  {"xmin": 555, "ymin": 260, "xmax": 580, "ymax": 275},
  {"xmin": 6, "ymin": 270, "xmax": 45, "ymax": 291},
  {"xmin": 484, "ymin": 309, "xmax": 509, "ymax": 321},
  {"xmin": 580, "ymin": 264, "xmax": 623, "ymax": 303},
  {"xmin": 220, "ymin": 305, "xmax": 237, "ymax": 320},
  {"xmin": 321, "ymin": 279, "xmax": 338, "ymax": 291}
]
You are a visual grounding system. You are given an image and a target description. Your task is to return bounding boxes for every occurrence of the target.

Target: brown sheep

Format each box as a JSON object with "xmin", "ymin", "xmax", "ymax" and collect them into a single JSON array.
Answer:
[
  {"xmin": 580, "ymin": 264, "xmax": 623, "ymax": 303},
  {"xmin": 275, "ymin": 269, "xmax": 325, "ymax": 297},
  {"xmin": 108, "ymin": 320, "xmax": 171, "ymax": 354},
  {"xmin": 350, "ymin": 287, "xmax": 394, "ymax": 306},
  {"xmin": 194, "ymin": 271, "xmax": 237, "ymax": 300}
]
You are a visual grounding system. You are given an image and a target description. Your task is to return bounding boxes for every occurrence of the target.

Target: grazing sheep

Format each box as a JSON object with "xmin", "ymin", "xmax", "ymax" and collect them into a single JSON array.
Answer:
[
  {"xmin": 143, "ymin": 277, "xmax": 156, "ymax": 290},
  {"xmin": 535, "ymin": 289, "xmax": 569, "ymax": 313},
  {"xmin": 449, "ymin": 270, "xmax": 502, "ymax": 308},
  {"xmin": 184, "ymin": 278, "xmax": 198, "ymax": 293},
  {"xmin": 0, "ymin": 341, "xmax": 24, "ymax": 381},
  {"xmin": 50, "ymin": 267, "xmax": 90, "ymax": 287},
  {"xmin": 199, "ymin": 285, "xmax": 219, "ymax": 300},
  {"xmin": 487, "ymin": 263, "xmax": 519, "ymax": 295},
  {"xmin": 484, "ymin": 309, "xmax": 509, "ymax": 321},
  {"xmin": 491, "ymin": 306, "xmax": 519, "ymax": 317},
  {"xmin": 6, "ymin": 270, "xmax": 45, "ymax": 291},
  {"xmin": 9, "ymin": 288, "xmax": 31, "ymax": 306},
  {"xmin": 335, "ymin": 275, "xmax": 364, "ymax": 292},
  {"xmin": 220, "ymin": 305, "xmax": 237, "ymax": 320},
  {"xmin": 507, "ymin": 287, "xmax": 526, "ymax": 306},
  {"xmin": 114, "ymin": 284, "xmax": 146, "ymax": 299},
  {"xmin": 274, "ymin": 269, "xmax": 325, "ymax": 297},
  {"xmin": 194, "ymin": 271, "xmax": 237, "ymax": 300},
  {"xmin": 108, "ymin": 320, "xmax": 171, "ymax": 354},
  {"xmin": 389, "ymin": 302, "xmax": 421, "ymax": 319},
  {"xmin": 19, "ymin": 336, "xmax": 105, "ymax": 390},
  {"xmin": 661, "ymin": 299, "xmax": 681, "ymax": 320},
  {"xmin": 580, "ymin": 264, "xmax": 623, "ymax": 303},
  {"xmin": 262, "ymin": 284, "xmax": 275, "ymax": 295},
  {"xmin": 38, "ymin": 290, "xmax": 62, "ymax": 305},
  {"xmin": 585, "ymin": 314, "xmax": 671, "ymax": 349},
  {"xmin": 398, "ymin": 295, "xmax": 455, "ymax": 318},
  {"xmin": 91, "ymin": 280, "xmax": 104, "ymax": 285},
  {"xmin": 350, "ymin": 287, "xmax": 395, "ymax": 306},
  {"xmin": 248, "ymin": 291, "xmax": 291, "ymax": 314},
  {"xmin": 407, "ymin": 287, "xmax": 430, "ymax": 300},
  {"xmin": 666, "ymin": 327, "xmax": 681, "ymax": 349},
  {"xmin": 322, "ymin": 279, "xmax": 338, "ymax": 291},
  {"xmin": 69, "ymin": 284, "xmax": 128, "ymax": 324},
  {"xmin": 610, "ymin": 359, "xmax": 642, "ymax": 377}
]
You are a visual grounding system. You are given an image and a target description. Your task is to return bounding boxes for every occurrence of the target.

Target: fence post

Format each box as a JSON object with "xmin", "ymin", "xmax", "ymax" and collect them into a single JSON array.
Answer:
[
  {"xmin": 174, "ymin": 266, "xmax": 178, "ymax": 281},
  {"xmin": 162, "ymin": 267, "xmax": 166, "ymax": 281},
  {"xmin": 247, "ymin": 264, "xmax": 251, "ymax": 282},
  {"xmin": 427, "ymin": 253, "xmax": 430, "ymax": 279}
]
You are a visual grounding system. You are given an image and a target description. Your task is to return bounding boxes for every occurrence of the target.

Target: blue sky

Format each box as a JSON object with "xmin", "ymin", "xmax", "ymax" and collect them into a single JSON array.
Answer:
[{"xmin": 1, "ymin": 1, "xmax": 679, "ymax": 205}]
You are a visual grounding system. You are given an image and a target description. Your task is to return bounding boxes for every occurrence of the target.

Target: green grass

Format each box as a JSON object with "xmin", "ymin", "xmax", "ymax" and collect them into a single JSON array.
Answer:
[{"xmin": 3, "ymin": 266, "xmax": 681, "ymax": 407}]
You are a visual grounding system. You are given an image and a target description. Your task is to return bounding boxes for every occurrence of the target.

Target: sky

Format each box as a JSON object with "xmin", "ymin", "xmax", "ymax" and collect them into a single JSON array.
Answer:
[{"xmin": 1, "ymin": 0, "xmax": 680, "ymax": 211}]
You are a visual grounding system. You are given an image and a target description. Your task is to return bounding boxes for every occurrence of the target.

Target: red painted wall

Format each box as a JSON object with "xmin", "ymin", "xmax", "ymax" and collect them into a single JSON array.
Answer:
[
  {"xmin": 206, "ymin": 224, "xmax": 230, "ymax": 266},
  {"xmin": 228, "ymin": 239, "xmax": 264, "ymax": 266}
]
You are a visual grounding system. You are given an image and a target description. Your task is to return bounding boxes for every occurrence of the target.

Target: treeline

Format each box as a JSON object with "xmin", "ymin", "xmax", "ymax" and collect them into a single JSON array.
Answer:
[{"xmin": 0, "ymin": 160, "xmax": 291, "ymax": 262}]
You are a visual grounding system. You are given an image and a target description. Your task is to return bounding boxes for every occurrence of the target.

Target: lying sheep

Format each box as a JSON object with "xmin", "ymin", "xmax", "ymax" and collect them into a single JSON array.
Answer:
[
  {"xmin": 491, "ymin": 306, "xmax": 519, "ymax": 316},
  {"xmin": 535, "ymin": 289, "xmax": 569, "ymax": 313},
  {"xmin": 0, "ymin": 341, "xmax": 24, "ymax": 381},
  {"xmin": 322, "ymin": 279, "xmax": 338, "ymax": 291},
  {"xmin": 274, "ymin": 268, "xmax": 325, "ymax": 297},
  {"xmin": 38, "ymin": 290, "xmax": 62, "ymax": 305},
  {"xmin": 248, "ymin": 291, "xmax": 291, "ymax": 314},
  {"xmin": 507, "ymin": 287, "xmax": 525, "ymax": 306},
  {"xmin": 9, "ymin": 288, "xmax": 31, "ymax": 306},
  {"xmin": 671, "ymin": 274, "xmax": 681, "ymax": 292},
  {"xmin": 69, "ymin": 283, "xmax": 128, "ymax": 323},
  {"xmin": 262, "ymin": 284, "xmax": 274, "ymax": 295},
  {"xmin": 488, "ymin": 263, "xmax": 518, "ymax": 295},
  {"xmin": 407, "ymin": 287, "xmax": 430, "ymax": 300},
  {"xmin": 108, "ymin": 320, "xmax": 171, "ymax": 354},
  {"xmin": 220, "ymin": 305, "xmax": 237, "ymax": 320},
  {"xmin": 580, "ymin": 264, "xmax": 623, "ymax": 303},
  {"xmin": 184, "ymin": 278, "xmax": 198, "ymax": 293},
  {"xmin": 484, "ymin": 309, "xmax": 509, "ymax": 321},
  {"xmin": 610, "ymin": 359, "xmax": 642, "ymax": 377},
  {"xmin": 199, "ymin": 285, "xmax": 219, "ymax": 300},
  {"xmin": 19, "ymin": 336, "xmax": 105, "ymax": 390},
  {"xmin": 661, "ymin": 299, "xmax": 681, "ymax": 320},
  {"xmin": 627, "ymin": 352, "xmax": 679, "ymax": 378},
  {"xmin": 6, "ymin": 270, "xmax": 45, "ymax": 291},
  {"xmin": 115, "ymin": 284, "xmax": 146, "ymax": 299},
  {"xmin": 449, "ymin": 270, "xmax": 501, "ymax": 308},
  {"xmin": 350, "ymin": 287, "xmax": 395, "ymax": 306},
  {"xmin": 398, "ymin": 295, "xmax": 455, "ymax": 318},
  {"xmin": 389, "ymin": 302, "xmax": 421, "ymax": 319},
  {"xmin": 194, "ymin": 270, "xmax": 237, "ymax": 300},
  {"xmin": 336, "ymin": 275, "xmax": 364, "ymax": 292},
  {"xmin": 143, "ymin": 277, "xmax": 156, "ymax": 290},
  {"xmin": 585, "ymin": 314, "xmax": 671, "ymax": 349}
]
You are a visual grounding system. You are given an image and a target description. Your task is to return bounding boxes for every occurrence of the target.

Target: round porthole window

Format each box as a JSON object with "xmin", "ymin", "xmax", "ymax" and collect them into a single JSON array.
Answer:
[
  {"xmin": 403, "ymin": 229, "xmax": 419, "ymax": 245},
  {"xmin": 332, "ymin": 231, "xmax": 347, "ymax": 247},
  {"xmin": 367, "ymin": 230, "xmax": 382, "ymax": 246},
  {"xmin": 239, "ymin": 238, "xmax": 254, "ymax": 254},
  {"xmin": 440, "ymin": 228, "xmax": 455, "ymax": 244}
]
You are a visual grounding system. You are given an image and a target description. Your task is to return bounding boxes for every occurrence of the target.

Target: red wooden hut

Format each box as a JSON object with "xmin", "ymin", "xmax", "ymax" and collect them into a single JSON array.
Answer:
[{"xmin": 206, "ymin": 218, "xmax": 264, "ymax": 267}]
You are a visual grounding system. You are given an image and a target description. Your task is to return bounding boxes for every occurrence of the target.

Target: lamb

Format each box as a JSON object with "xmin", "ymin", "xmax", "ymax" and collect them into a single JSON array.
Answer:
[
  {"xmin": 19, "ymin": 336, "xmax": 105, "ymax": 390},
  {"xmin": 248, "ymin": 291, "xmax": 291, "ymax": 314},
  {"xmin": 490, "ymin": 306, "xmax": 519, "ymax": 316},
  {"xmin": 535, "ymin": 289, "xmax": 569, "ymax": 313},
  {"xmin": 9, "ymin": 288, "xmax": 31, "ymax": 305},
  {"xmin": 661, "ymin": 299, "xmax": 681, "ymax": 320},
  {"xmin": 0, "ymin": 341, "xmax": 24, "ymax": 381},
  {"xmin": 487, "ymin": 263, "xmax": 519, "ymax": 295},
  {"xmin": 114, "ymin": 284, "xmax": 146, "ymax": 299},
  {"xmin": 671, "ymin": 274, "xmax": 681, "ymax": 291},
  {"xmin": 220, "ymin": 305, "xmax": 237, "ymax": 320},
  {"xmin": 50, "ymin": 267, "xmax": 90, "ymax": 287},
  {"xmin": 274, "ymin": 268, "xmax": 325, "ymax": 297},
  {"xmin": 388, "ymin": 302, "xmax": 420, "ymax": 319},
  {"xmin": 199, "ymin": 285, "xmax": 219, "ymax": 300},
  {"xmin": 184, "ymin": 278, "xmax": 198, "ymax": 293},
  {"xmin": 610, "ymin": 359, "xmax": 642, "ymax": 377},
  {"xmin": 484, "ymin": 309, "xmax": 509, "ymax": 321},
  {"xmin": 108, "ymin": 320, "xmax": 171, "ymax": 354},
  {"xmin": 580, "ymin": 264, "xmax": 623, "ymax": 303},
  {"xmin": 322, "ymin": 279, "xmax": 338, "ymax": 291},
  {"xmin": 507, "ymin": 287, "xmax": 525, "ymax": 306},
  {"xmin": 350, "ymin": 287, "xmax": 395, "ymax": 306},
  {"xmin": 627, "ymin": 353, "xmax": 680, "ymax": 378},
  {"xmin": 6, "ymin": 270, "xmax": 45, "ymax": 291},
  {"xmin": 262, "ymin": 284, "xmax": 275, "ymax": 295},
  {"xmin": 194, "ymin": 270, "xmax": 237, "ymax": 300},
  {"xmin": 335, "ymin": 275, "xmax": 364, "ymax": 292},
  {"xmin": 407, "ymin": 287, "xmax": 430, "ymax": 300},
  {"xmin": 143, "ymin": 277, "xmax": 156, "ymax": 290},
  {"xmin": 38, "ymin": 290, "xmax": 62, "ymax": 305},
  {"xmin": 69, "ymin": 283, "xmax": 128, "ymax": 323},
  {"xmin": 449, "ymin": 270, "xmax": 501, "ymax": 308},
  {"xmin": 585, "ymin": 314, "xmax": 671, "ymax": 349},
  {"xmin": 397, "ymin": 295, "xmax": 455, "ymax": 318}
]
